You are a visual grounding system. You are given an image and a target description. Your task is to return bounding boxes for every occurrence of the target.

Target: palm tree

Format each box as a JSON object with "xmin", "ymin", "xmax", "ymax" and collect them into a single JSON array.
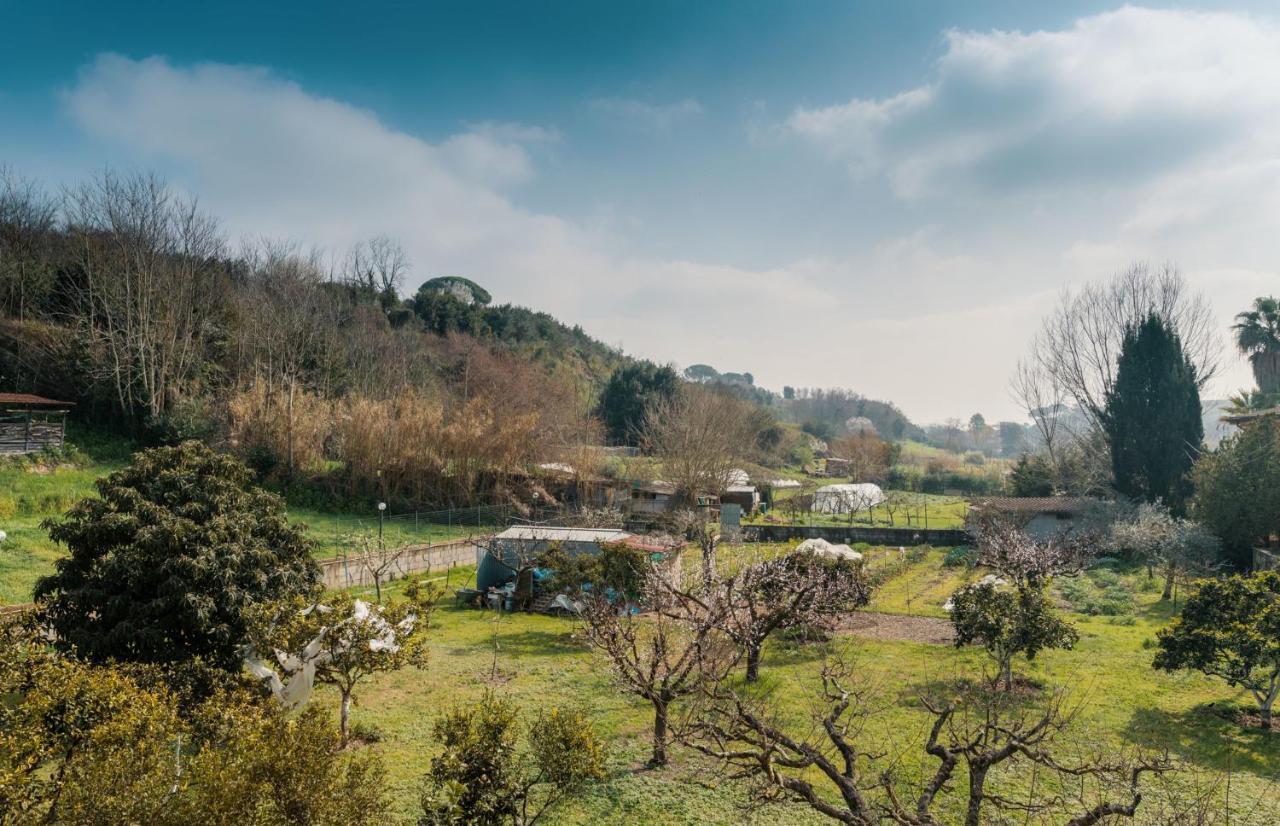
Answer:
[{"xmin": 1232, "ymin": 296, "xmax": 1280, "ymax": 397}]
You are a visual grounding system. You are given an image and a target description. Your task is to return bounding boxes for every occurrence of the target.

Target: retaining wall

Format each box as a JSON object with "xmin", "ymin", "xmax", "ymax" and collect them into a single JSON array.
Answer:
[
  {"xmin": 741, "ymin": 524, "xmax": 971, "ymax": 547},
  {"xmin": 318, "ymin": 538, "xmax": 482, "ymax": 590}
]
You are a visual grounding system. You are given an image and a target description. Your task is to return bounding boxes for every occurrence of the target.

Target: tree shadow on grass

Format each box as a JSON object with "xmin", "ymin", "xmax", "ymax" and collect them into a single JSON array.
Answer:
[
  {"xmin": 1124, "ymin": 703, "xmax": 1280, "ymax": 777},
  {"xmin": 490, "ymin": 628, "xmax": 585, "ymax": 659}
]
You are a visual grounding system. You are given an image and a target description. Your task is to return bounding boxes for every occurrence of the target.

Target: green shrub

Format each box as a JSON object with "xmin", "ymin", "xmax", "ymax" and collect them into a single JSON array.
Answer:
[
  {"xmin": 943, "ymin": 546, "xmax": 976, "ymax": 569},
  {"xmin": 1058, "ymin": 572, "xmax": 1135, "ymax": 617}
]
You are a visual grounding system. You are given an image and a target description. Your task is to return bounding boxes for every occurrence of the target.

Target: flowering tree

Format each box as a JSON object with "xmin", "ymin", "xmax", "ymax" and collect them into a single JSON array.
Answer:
[
  {"xmin": 721, "ymin": 548, "xmax": 870, "ymax": 681},
  {"xmin": 1111, "ymin": 503, "xmax": 1220, "ymax": 600}
]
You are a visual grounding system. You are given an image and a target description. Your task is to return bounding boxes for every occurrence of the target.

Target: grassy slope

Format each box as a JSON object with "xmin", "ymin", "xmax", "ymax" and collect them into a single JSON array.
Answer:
[{"xmin": 335, "ymin": 555, "xmax": 1279, "ymax": 824}]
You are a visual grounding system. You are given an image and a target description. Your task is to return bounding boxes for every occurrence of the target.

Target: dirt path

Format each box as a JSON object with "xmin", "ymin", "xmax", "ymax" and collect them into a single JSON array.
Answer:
[{"xmin": 839, "ymin": 611, "xmax": 955, "ymax": 645}]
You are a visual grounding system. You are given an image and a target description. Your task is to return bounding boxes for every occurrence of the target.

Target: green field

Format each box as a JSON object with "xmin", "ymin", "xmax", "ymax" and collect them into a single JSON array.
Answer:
[
  {"xmin": 5, "ymin": 437, "xmax": 1279, "ymax": 823},
  {"xmin": 747, "ymin": 490, "xmax": 969, "ymax": 530},
  {"xmin": 325, "ymin": 551, "xmax": 1280, "ymax": 823},
  {"xmin": 0, "ymin": 434, "xmax": 498, "ymax": 604}
]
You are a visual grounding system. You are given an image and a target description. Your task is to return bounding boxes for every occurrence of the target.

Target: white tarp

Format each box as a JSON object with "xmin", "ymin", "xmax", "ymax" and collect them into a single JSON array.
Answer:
[
  {"xmin": 244, "ymin": 599, "xmax": 419, "ymax": 709},
  {"xmin": 812, "ymin": 483, "xmax": 885, "ymax": 513},
  {"xmin": 726, "ymin": 468, "xmax": 751, "ymax": 486},
  {"xmin": 795, "ymin": 537, "xmax": 863, "ymax": 562}
]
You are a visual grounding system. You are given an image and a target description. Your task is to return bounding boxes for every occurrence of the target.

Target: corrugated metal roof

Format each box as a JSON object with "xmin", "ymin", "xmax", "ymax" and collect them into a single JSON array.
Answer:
[
  {"xmin": 495, "ymin": 526, "xmax": 632, "ymax": 542},
  {"xmin": 0, "ymin": 393, "xmax": 74, "ymax": 407}
]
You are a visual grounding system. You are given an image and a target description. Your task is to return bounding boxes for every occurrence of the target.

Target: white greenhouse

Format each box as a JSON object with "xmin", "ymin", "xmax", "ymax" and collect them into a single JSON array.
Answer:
[{"xmin": 812, "ymin": 483, "xmax": 885, "ymax": 514}]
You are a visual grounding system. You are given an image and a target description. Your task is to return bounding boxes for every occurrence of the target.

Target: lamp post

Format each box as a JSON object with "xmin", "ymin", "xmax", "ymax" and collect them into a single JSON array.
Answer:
[{"xmin": 377, "ymin": 501, "xmax": 386, "ymax": 543}]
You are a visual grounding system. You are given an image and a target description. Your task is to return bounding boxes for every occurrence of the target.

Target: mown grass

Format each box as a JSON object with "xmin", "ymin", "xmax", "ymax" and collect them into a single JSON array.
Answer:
[
  {"xmin": 286, "ymin": 508, "xmax": 499, "ymax": 559},
  {"xmin": 326, "ymin": 550, "xmax": 1280, "ymax": 824}
]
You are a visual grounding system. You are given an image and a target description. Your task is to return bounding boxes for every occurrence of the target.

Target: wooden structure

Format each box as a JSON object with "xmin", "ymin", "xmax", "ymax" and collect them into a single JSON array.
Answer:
[{"xmin": 0, "ymin": 393, "xmax": 73, "ymax": 455}]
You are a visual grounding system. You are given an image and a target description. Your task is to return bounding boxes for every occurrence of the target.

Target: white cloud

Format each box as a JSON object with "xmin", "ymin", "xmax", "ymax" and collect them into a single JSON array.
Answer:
[
  {"xmin": 589, "ymin": 97, "xmax": 704, "ymax": 130},
  {"xmin": 787, "ymin": 6, "xmax": 1280, "ymax": 200},
  {"xmin": 57, "ymin": 47, "xmax": 1279, "ymax": 424}
]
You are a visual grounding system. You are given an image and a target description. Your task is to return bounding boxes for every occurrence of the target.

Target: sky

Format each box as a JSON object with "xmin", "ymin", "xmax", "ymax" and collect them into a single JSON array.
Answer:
[{"xmin": 2, "ymin": 1, "xmax": 1277, "ymax": 423}]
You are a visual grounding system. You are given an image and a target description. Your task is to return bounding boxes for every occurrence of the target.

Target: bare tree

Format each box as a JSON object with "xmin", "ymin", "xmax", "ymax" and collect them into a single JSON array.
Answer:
[
  {"xmin": 343, "ymin": 235, "xmax": 409, "ymax": 298},
  {"xmin": 1022, "ymin": 263, "xmax": 1219, "ymax": 431},
  {"xmin": 62, "ymin": 171, "xmax": 226, "ymax": 428},
  {"xmin": 579, "ymin": 572, "xmax": 736, "ymax": 766},
  {"xmin": 684, "ymin": 658, "xmax": 1172, "ymax": 826},
  {"xmin": 640, "ymin": 385, "xmax": 758, "ymax": 505},
  {"xmin": 351, "ymin": 532, "xmax": 415, "ymax": 604},
  {"xmin": 721, "ymin": 548, "xmax": 870, "ymax": 681},
  {"xmin": 0, "ymin": 166, "xmax": 58, "ymax": 321}
]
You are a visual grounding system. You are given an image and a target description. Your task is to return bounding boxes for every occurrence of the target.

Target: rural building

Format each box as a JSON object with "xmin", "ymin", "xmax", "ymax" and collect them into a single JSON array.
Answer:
[
  {"xmin": 813, "ymin": 483, "xmax": 885, "ymax": 513},
  {"xmin": 626, "ymin": 480, "xmax": 676, "ymax": 515},
  {"xmin": 824, "ymin": 457, "xmax": 851, "ymax": 477},
  {"xmin": 968, "ymin": 496, "xmax": 1094, "ymax": 540},
  {"xmin": 0, "ymin": 393, "xmax": 73, "ymax": 455},
  {"xmin": 473, "ymin": 525, "xmax": 684, "ymax": 605},
  {"xmin": 720, "ymin": 484, "xmax": 760, "ymax": 513}
]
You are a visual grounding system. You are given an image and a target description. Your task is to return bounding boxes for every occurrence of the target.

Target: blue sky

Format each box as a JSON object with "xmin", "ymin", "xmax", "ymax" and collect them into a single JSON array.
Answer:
[{"xmin": 2, "ymin": 2, "xmax": 1276, "ymax": 421}]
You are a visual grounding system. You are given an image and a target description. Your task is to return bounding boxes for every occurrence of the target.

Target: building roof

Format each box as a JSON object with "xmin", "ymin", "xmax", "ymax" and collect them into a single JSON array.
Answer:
[
  {"xmin": 724, "ymin": 485, "xmax": 758, "ymax": 494},
  {"xmin": 495, "ymin": 526, "xmax": 631, "ymax": 543},
  {"xmin": 0, "ymin": 393, "xmax": 74, "ymax": 408},
  {"xmin": 631, "ymin": 480, "xmax": 676, "ymax": 495},
  {"xmin": 971, "ymin": 496, "xmax": 1093, "ymax": 515}
]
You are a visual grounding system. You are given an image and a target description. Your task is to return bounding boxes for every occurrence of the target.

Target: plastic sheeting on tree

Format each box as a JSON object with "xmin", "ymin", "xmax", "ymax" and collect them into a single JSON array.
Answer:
[{"xmin": 244, "ymin": 599, "xmax": 419, "ymax": 709}]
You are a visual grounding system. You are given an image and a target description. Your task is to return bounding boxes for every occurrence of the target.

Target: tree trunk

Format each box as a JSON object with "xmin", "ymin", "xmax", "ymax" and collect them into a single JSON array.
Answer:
[
  {"xmin": 1259, "ymin": 692, "xmax": 1275, "ymax": 729},
  {"xmin": 1161, "ymin": 564, "xmax": 1175, "ymax": 601},
  {"xmin": 964, "ymin": 766, "xmax": 989, "ymax": 826},
  {"xmin": 701, "ymin": 541, "xmax": 716, "ymax": 592},
  {"xmin": 1001, "ymin": 658, "xmax": 1014, "ymax": 692},
  {"xmin": 745, "ymin": 643, "xmax": 761, "ymax": 682},
  {"xmin": 650, "ymin": 700, "xmax": 669, "ymax": 767},
  {"xmin": 340, "ymin": 691, "xmax": 352, "ymax": 747}
]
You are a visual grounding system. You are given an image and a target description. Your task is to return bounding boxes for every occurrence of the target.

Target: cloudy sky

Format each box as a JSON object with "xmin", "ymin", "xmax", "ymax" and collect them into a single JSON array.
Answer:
[{"xmin": 3, "ymin": 1, "xmax": 1276, "ymax": 423}]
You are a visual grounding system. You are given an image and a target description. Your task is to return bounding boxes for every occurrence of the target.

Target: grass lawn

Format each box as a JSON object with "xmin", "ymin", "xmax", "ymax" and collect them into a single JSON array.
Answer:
[
  {"xmin": 286, "ymin": 507, "xmax": 500, "ymax": 558},
  {"xmin": 322, "ymin": 550, "xmax": 1280, "ymax": 824},
  {"xmin": 0, "ymin": 430, "xmax": 500, "ymax": 604},
  {"xmin": 747, "ymin": 490, "xmax": 969, "ymax": 530}
]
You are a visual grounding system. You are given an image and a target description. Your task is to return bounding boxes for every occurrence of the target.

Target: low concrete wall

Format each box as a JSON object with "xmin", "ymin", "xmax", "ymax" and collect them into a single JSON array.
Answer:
[
  {"xmin": 318, "ymin": 538, "xmax": 482, "ymax": 590},
  {"xmin": 741, "ymin": 524, "xmax": 970, "ymax": 547}
]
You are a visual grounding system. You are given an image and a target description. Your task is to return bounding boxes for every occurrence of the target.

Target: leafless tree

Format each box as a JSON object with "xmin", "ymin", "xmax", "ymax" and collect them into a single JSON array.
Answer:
[
  {"xmin": 351, "ymin": 532, "xmax": 415, "ymax": 604},
  {"xmin": 62, "ymin": 171, "xmax": 226, "ymax": 428},
  {"xmin": 0, "ymin": 166, "xmax": 58, "ymax": 321},
  {"xmin": 683, "ymin": 658, "xmax": 1172, "ymax": 826},
  {"xmin": 640, "ymin": 385, "xmax": 758, "ymax": 505},
  {"xmin": 1020, "ymin": 263, "xmax": 1219, "ymax": 431},
  {"xmin": 579, "ymin": 572, "xmax": 737, "ymax": 766},
  {"xmin": 343, "ymin": 235, "xmax": 409, "ymax": 297},
  {"xmin": 969, "ymin": 511, "xmax": 1094, "ymax": 590}
]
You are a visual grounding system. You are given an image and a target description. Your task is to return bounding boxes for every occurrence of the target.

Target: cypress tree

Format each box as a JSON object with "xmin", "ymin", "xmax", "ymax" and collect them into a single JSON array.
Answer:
[{"xmin": 1103, "ymin": 313, "xmax": 1203, "ymax": 513}]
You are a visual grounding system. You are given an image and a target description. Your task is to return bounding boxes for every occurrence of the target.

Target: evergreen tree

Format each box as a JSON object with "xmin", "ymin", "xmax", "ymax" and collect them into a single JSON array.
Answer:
[
  {"xmin": 1103, "ymin": 313, "xmax": 1203, "ymax": 513},
  {"xmin": 597, "ymin": 361, "xmax": 680, "ymax": 445},
  {"xmin": 35, "ymin": 441, "xmax": 319, "ymax": 675}
]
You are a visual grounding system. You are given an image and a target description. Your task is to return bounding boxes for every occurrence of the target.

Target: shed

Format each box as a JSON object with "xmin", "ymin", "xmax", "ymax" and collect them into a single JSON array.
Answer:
[
  {"xmin": 721, "ymin": 484, "xmax": 760, "ymax": 513},
  {"xmin": 627, "ymin": 480, "xmax": 676, "ymax": 515},
  {"xmin": 476, "ymin": 527, "xmax": 633, "ymax": 591},
  {"xmin": 969, "ymin": 497, "xmax": 1095, "ymax": 541},
  {"xmin": 0, "ymin": 393, "xmax": 73, "ymax": 455}
]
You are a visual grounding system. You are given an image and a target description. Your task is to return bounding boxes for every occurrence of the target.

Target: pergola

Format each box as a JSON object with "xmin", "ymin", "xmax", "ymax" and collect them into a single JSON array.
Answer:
[{"xmin": 0, "ymin": 393, "xmax": 74, "ymax": 455}]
